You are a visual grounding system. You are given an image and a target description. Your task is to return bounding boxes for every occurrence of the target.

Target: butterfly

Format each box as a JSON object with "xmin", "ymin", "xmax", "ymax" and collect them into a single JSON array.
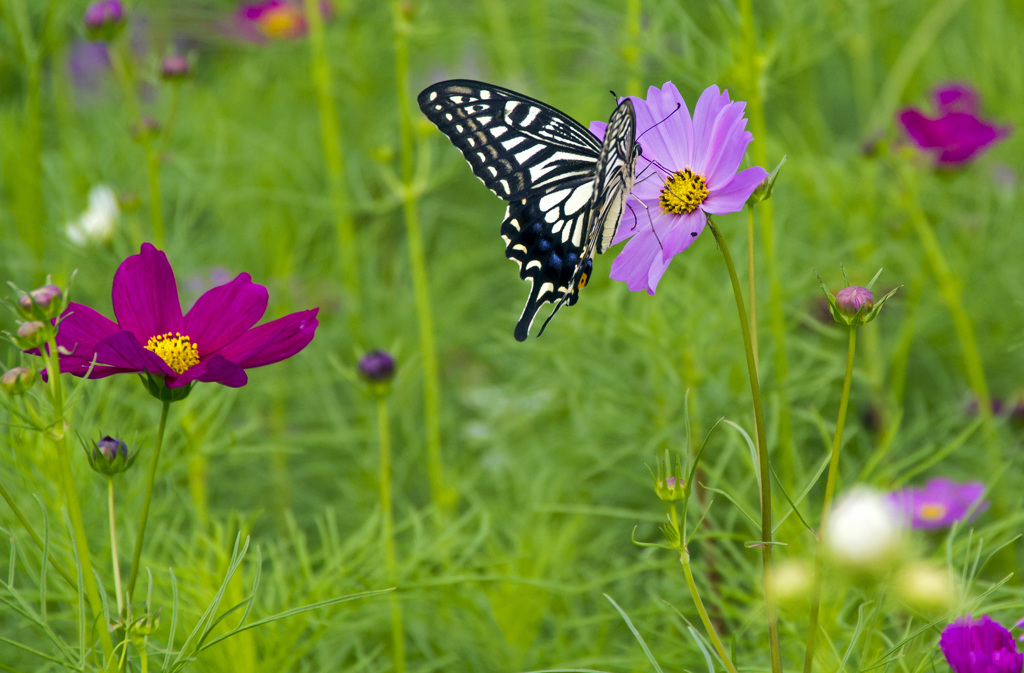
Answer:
[{"xmin": 417, "ymin": 79, "xmax": 640, "ymax": 341}]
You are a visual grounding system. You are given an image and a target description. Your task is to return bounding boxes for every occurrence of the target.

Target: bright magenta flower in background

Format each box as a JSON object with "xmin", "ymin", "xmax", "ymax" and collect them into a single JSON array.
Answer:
[
  {"xmin": 48, "ymin": 243, "xmax": 318, "ymax": 389},
  {"xmin": 230, "ymin": 0, "xmax": 332, "ymax": 42},
  {"xmin": 898, "ymin": 83, "xmax": 1011, "ymax": 167},
  {"xmin": 589, "ymin": 82, "xmax": 767, "ymax": 294},
  {"xmin": 941, "ymin": 615, "xmax": 1022, "ymax": 673},
  {"xmin": 888, "ymin": 477, "xmax": 987, "ymax": 529}
]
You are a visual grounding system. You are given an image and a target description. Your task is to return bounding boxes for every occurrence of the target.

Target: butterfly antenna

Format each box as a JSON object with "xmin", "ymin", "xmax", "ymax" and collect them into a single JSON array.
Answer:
[{"xmin": 636, "ymin": 102, "xmax": 682, "ymax": 144}]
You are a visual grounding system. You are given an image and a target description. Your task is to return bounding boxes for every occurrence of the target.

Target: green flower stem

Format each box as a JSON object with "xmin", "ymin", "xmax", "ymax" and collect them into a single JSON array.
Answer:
[
  {"xmin": 669, "ymin": 505, "xmax": 740, "ymax": 673},
  {"xmin": 708, "ymin": 219, "xmax": 782, "ymax": 673},
  {"xmin": 802, "ymin": 325, "xmax": 857, "ymax": 673},
  {"xmin": 737, "ymin": 0, "xmax": 795, "ymax": 477},
  {"xmin": 107, "ymin": 477, "xmax": 125, "ymax": 619},
  {"xmin": 901, "ymin": 174, "xmax": 999, "ymax": 462},
  {"xmin": 377, "ymin": 394, "xmax": 407, "ymax": 673},
  {"xmin": 746, "ymin": 206, "xmax": 759, "ymax": 372},
  {"xmin": 391, "ymin": 0, "xmax": 453, "ymax": 516},
  {"xmin": 304, "ymin": 0, "xmax": 360, "ymax": 335},
  {"xmin": 43, "ymin": 337, "xmax": 115, "ymax": 661},
  {"xmin": 125, "ymin": 399, "xmax": 171, "ymax": 604}
]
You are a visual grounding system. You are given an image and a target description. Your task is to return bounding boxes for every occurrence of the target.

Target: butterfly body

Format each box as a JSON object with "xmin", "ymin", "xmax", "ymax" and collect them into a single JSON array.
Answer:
[{"xmin": 418, "ymin": 79, "xmax": 639, "ymax": 341}]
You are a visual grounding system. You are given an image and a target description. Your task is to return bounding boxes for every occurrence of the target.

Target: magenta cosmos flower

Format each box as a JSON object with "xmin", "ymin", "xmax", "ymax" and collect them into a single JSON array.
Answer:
[
  {"xmin": 229, "ymin": 0, "xmax": 332, "ymax": 43},
  {"xmin": 888, "ymin": 478, "xmax": 987, "ymax": 529},
  {"xmin": 898, "ymin": 83, "xmax": 1011, "ymax": 167},
  {"xmin": 589, "ymin": 82, "xmax": 767, "ymax": 294},
  {"xmin": 48, "ymin": 243, "xmax": 318, "ymax": 391},
  {"xmin": 941, "ymin": 615, "xmax": 1023, "ymax": 673}
]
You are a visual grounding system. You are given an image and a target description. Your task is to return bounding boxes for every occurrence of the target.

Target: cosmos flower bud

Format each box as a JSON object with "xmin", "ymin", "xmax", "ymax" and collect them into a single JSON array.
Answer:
[
  {"xmin": 358, "ymin": 350, "xmax": 396, "ymax": 383},
  {"xmin": 86, "ymin": 435, "xmax": 136, "ymax": 475},
  {"xmin": 1, "ymin": 367, "xmax": 36, "ymax": 396},
  {"xmin": 18, "ymin": 284, "xmax": 63, "ymax": 321},
  {"xmin": 747, "ymin": 155, "xmax": 787, "ymax": 206},
  {"xmin": 84, "ymin": 0, "xmax": 125, "ymax": 42},
  {"xmin": 836, "ymin": 286, "xmax": 873, "ymax": 316},
  {"xmin": 818, "ymin": 271, "xmax": 900, "ymax": 327},
  {"xmin": 654, "ymin": 450, "xmax": 687, "ymax": 502},
  {"xmin": 14, "ymin": 321, "xmax": 50, "ymax": 350},
  {"xmin": 160, "ymin": 53, "xmax": 190, "ymax": 81}
]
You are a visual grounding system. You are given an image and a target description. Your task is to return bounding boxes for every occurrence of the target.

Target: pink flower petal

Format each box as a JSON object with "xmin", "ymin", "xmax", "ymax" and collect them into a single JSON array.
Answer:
[
  {"xmin": 690, "ymin": 86, "xmax": 731, "ymax": 170},
  {"xmin": 112, "ymin": 243, "xmax": 183, "ymax": 340},
  {"xmin": 702, "ymin": 105, "xmax": 753, "ymax": 188},
  {"xmin": 702, "ymin": 166, "xmax": 768, "ymax": 215},
  {"xmin": 659, "ymin": 210, "xmax": 707, "ymax": 261},
  {"xmin": 173, "ymin": 354, "xmax": 248, "ymax": 388},
  {"xmin": 184, "ymin": 273, "xmax": 268, "ymax": 355}
]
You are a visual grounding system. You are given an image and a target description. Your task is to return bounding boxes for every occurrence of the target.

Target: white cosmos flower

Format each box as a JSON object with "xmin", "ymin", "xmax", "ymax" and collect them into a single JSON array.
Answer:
[
  {"xmin": 67, "ymin": 185, "xmax": 119, "ymax": 245},
  {"xmin": 824, "ymin": 487, "xmax": 904, "ymax": 569}
]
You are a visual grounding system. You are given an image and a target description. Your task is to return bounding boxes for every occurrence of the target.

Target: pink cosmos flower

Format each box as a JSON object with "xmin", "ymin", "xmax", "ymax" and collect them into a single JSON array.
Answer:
[
  {"xmin": 47, "ymin": 243, "xmax": 318, "ymax": 389},
  {"xmin": 898, "ymin": 83, "xmax": 1011, "ymax": 167},
  {"xmin": 941, "ymin": 615, "xmax": 1023, "ymax": 673},
  {"xmin": 589, "ymin": 82, "xmax": 767, "ymax": 294},
  {"xmin": 887, "ymin": 478, "xmax": 987, "ymax": 529}
]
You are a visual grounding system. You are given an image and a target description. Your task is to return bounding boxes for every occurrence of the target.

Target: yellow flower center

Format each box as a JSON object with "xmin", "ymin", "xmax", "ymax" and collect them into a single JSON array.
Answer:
[
  {"xmin": 918, "ymin": 502, "xmax": 947, "ymax": 522},
  {"xmin": 659, "ymin": 168, "xmax": 708, "ymax": 215},
  {"xmin": 259, "ymin": 6, "xmax": 302, "ymax": 38},
  {"xmin": 145, "ymin": 332, "xmax": 200, "ymax": 374}
]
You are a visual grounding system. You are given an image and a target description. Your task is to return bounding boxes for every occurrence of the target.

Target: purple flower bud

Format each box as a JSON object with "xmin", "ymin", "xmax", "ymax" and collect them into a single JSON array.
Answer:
[
  {"xmin": 18, "ymin": 284, "xmax": 63, "ymax": 320},
  {"xmin": 0, "ymin": 367, "xmax": 36, "ymax": 396},
  {"xmin": 160, "ymin": 54, "xmax": 190, "ymax": 81},
  {"xmin": 94, "ymin": 436, "xmax": 127, "ymax": 463},
  {"xmin": 836, "ymin": 286, "xmax": 873, "ymax": 315},
  {"xmin": 87, "ymin": 435, "xmax": 135, "ymax": 475},
  {"xmin": 358, "ymin": 350, "xmax": 396, "ymax": 383},
  {"xmin": 84, "ymin": 1, "xmax": 126, "ymax": 41}
]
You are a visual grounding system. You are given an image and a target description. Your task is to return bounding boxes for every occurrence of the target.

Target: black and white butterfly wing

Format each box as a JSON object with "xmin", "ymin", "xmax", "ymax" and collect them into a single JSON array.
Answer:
[
  {"xmin": 537, "ymin": 98, "xmax": 639, "ymax": 337},
  {"xmin": 418, "ymin": 79, "xmax": 635, "ymax": 341}
]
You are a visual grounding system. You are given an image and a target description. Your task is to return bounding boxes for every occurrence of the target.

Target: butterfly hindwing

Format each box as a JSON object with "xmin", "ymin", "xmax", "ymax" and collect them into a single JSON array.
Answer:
[{"xmin": 418, "ymin": 79, "xmax": 637, "ymax": 341}]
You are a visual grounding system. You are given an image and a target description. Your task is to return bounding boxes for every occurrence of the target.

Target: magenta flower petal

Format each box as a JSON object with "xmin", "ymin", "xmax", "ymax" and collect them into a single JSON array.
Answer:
[
  {"xmin": 941, "ymin": 615, "xmax": 1023, "ymax": 673},
  {"xmin": 54, "ymin": 302, "xmax": 122, "ymax": 356},
  {"xmin": 216, "ymin": 308, "xmax": 319, "ymax": 368},
  {"xmin": 95, "ymin": 331, "xmax": 176, "ymax": 376},
  {"xmin": 184, "ymin": 273, "xmax": 268, "ymax": 354},
  {"xmin": 601, "ymin": 82, "xmax": 766, "ymax": 293},
  {"xmin": 897, "ymin": 84, "xmax": 1010, "ymax": 167},
  {"xmin": 112, "ymin": 243, "xmax": 183, "ymax": 338},
  {"xmin": 175, "ymin": 354, "xmax": 248, "ymax": 388}
]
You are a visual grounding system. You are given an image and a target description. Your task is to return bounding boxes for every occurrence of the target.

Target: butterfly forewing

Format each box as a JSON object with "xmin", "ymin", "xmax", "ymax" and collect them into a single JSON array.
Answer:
[{"xmin": 418, "ymin": 79, "xmax": 637, "ymax": 341}]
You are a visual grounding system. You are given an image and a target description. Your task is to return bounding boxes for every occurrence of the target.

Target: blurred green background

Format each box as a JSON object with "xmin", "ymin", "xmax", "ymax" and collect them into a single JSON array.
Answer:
[{"xmin": 2, "ymin": 0, "xmax": 1024, "ymax": 670}]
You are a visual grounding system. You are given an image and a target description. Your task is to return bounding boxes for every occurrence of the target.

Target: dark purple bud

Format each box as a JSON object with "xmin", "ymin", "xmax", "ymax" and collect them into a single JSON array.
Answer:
[
  {"xmin": 160, "ymin": 54, "xmax": 190, "ymax": 81},
  {"xmin": 84, "ymin": 0, "xmax": 126, "ymax": 41},
  {"xmin": 358, "ymin": 350, "xmax": 395, "ymax": 383},
  {"xmin": 1, "ymin": 367, "xmax": 36, "ymax": 396},
  {"xmin": 18, "ymin": 284, "xmax": 63, "ymax": 320},
  {"xmin": 836, "ymin": 286, "xmax": 874, "ymax": 315},
  {"xmin": 87, "ymin": 435, "xmax": 135, "ymax": 475},
  {"xmin": 95, "ymin": 436, "xmax": 127, "ymax": 463}
]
